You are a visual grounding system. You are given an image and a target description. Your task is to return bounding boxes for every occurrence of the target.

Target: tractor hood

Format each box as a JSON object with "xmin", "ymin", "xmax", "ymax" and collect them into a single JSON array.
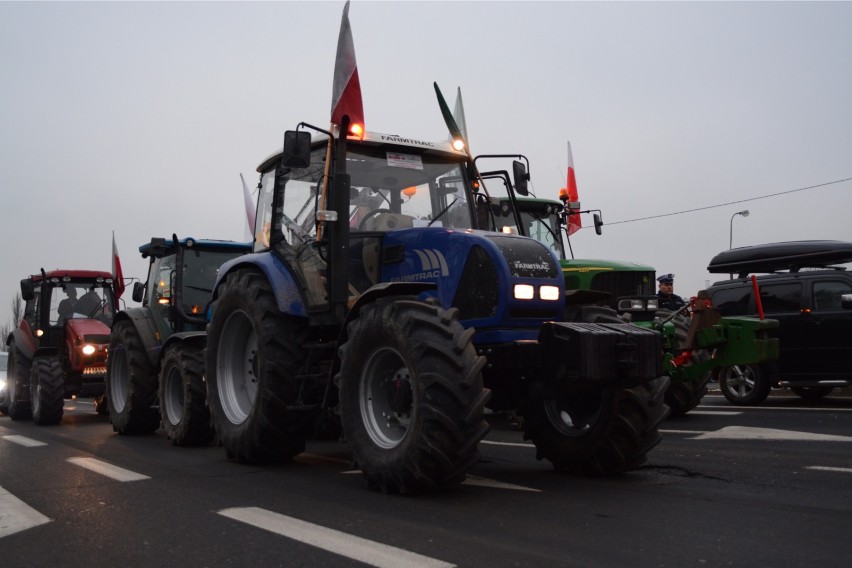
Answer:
[{"xmin": 65, "ymin": 318, "xmax": 111, "ymax": 346}]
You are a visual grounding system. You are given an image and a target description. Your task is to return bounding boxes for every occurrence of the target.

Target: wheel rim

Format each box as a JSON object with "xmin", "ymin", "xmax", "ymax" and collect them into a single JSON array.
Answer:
[
  {"xmin": 110, "ymin": 348, "xmax": 130, "ymax": 413},
  {"xmin": 31, "ymin": 373, "xmax": 40, "ymax": 415},
  {"xmin": 543, "ymin": 390, "xmax": 603, "ymax": 437},
  {"xmin": 722, "ymin": 365, "xmax": 755, "ymax": 399},
  {"xmin": 162, "ymin": 365, "xmax": 184, "ymax": 427},
  {"xmin": 359, "ymin": 347, "xmax": 412, "ymax": 449},
  {"xmin": 217, "ymin": 310, "xmax": 258, "ymax": 425}
]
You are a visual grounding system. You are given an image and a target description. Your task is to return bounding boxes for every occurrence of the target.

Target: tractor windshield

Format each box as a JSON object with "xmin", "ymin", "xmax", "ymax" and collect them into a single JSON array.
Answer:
[
  {"xmin": 492, "ymin": 199, "xmax": 565, "ymax": 257},
  {"xmin": 254, "ymin": 143, "xmax": 473, "ymax": 253},
  {"xmin": 49, "ymin": 281, "xmax": 115, "ymax": 326},
  {"xmin": 181, "ymin": 248, "xmax": 246, "ymax": 315}
]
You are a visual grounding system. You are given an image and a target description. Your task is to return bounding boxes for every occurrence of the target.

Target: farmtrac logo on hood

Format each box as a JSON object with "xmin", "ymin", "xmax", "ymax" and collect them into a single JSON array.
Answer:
[{"xmin": 390, "ymin": 249, "xmax": 450, "ymax": 282}]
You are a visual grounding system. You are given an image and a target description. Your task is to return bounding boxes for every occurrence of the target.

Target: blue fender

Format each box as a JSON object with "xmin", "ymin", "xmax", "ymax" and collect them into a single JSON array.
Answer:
[
  {"xmin": 160, "ymin": 331, "xmax": 207, "ymax": 363},
  {"xmin": 114, "ymin": 308, "xmax": 162, "ymax": 367},
  {"xmin": 214, "ymin": 252, "xmax": 308, "ymax": 317}
]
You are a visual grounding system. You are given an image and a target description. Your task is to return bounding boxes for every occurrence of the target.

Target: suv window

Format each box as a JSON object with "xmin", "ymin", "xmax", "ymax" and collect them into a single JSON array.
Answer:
[
  {"xmin": 813, "ymin": 281, "xmax": 852, "ymax": 311},
  {"xmin": 759, "ymin": 283, "xmax": 802, "ymax": 314},
  {"xmin": 711, "ymin": 286, "xmax": 751, "ymax": 316}
]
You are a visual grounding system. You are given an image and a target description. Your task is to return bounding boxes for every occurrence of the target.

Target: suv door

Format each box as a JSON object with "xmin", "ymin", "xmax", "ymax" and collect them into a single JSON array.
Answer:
[
  {"xmin": 755, "ymin": 281, "xmax": 806, "ymax": 377},
  {"xmin": 806, "ymin": 277, "xmax": 852, "ymax": 377}
]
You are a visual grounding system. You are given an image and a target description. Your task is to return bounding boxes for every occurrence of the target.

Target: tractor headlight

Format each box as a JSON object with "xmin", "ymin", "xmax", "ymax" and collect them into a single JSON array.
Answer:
[
  {"xmin": 81, "ymin": 344, "xmax": 96, "ymax": 356},
  {"xmin": 540, "ymin": 285, "xmax": 560, "ymax": 301},
  {"xmin": 647, "ymin": 299, "xmax": 659, "ymax": 310},
  {"xmin": 513, "ymin": 284, "xmax": 535, "ymax": 300},
  {"xmin": 619, "ymin": 299, "xmax": 645, "ymax": 311}
]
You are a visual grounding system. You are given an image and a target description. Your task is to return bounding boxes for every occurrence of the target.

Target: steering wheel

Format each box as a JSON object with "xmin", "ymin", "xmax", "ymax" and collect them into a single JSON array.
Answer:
[{"xmin": 359, "ymin": 208, "xmax": 392, "ymax": 231}]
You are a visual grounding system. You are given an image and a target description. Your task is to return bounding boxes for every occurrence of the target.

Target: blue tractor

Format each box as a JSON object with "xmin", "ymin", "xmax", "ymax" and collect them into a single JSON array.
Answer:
[
  {"xmin": 106, "ymin": 236, "xmax": 250, "ymax": 445},
  {"xmin": 205, "ymin": 124, "xmax": 668, "ymax": 493}
]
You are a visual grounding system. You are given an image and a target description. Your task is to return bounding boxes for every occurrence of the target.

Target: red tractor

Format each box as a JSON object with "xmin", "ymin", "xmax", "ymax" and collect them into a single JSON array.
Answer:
[{"xmin": 3, "ymin": 269, "xmax": 115, "ymax": 424}]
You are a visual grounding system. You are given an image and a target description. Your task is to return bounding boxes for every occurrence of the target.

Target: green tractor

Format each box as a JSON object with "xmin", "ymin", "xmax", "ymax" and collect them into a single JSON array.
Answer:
[
  {"xmin": 497, "ymin": 195, "xmax": 779, "ymax": 415},
  {"xmin": 106, "ymin": 236, "xmax": 251, "ymax": 445}
]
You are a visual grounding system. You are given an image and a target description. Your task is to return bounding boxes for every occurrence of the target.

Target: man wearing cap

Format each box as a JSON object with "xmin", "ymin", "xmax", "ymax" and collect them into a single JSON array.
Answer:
[{"xmin": 657, "ymin": 273, "xmax": 686, "ymax": 311}]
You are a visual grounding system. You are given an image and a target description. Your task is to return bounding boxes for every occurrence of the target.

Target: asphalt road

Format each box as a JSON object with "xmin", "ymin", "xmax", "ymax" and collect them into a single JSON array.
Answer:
[{"xmin": 1, "ymin": 390, "xmax": 851, "ymax": 567}]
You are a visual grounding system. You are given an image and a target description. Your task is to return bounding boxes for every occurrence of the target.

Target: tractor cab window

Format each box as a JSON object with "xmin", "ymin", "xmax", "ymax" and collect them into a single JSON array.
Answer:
[
  {"xmin": 493, "ymin": 201, "xmax": 564, "ymax": 256},
  {"xmin": 181, "ymin": 248, "xmax": 243, "ymax": 316},
  {"xmin": 347, "ymin": 148, "xmax": 472, "ymax": 232},
  {"xmin": 50, "ymin": 282, "xmax": 115, "ymax": 326}
]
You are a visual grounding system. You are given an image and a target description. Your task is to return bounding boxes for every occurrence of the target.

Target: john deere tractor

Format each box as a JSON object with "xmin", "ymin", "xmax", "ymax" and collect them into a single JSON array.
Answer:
[
  {"xmin": 4, "ymin": 270, "xmax": 115, "ymax": 424},
  {"xmin": 504, "ymin": 195, "xmax": 779, "ymax": 416},
  {"xmin": 106, "ymin": 236, "xmax": 250, "ymax": 445},
  {"xmin": 202, "ymin": 117, "xmax": 669, "ymax": 494}
]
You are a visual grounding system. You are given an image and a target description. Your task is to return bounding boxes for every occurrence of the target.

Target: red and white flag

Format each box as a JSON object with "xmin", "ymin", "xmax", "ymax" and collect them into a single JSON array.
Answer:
[
  {"xmin": 565, "ymin": 141, "xmax": 582, "ymax": 236},
  {"xmin": 330, "ymin": 1, "xmax": 364, "ymax": 132},
  {"xmin": 240, "ymin": 173, "xmax": 256, "ymax": 241},
  {"xmin": 112, "ymin": 231, "xmax": 126, "ymax": 307}
]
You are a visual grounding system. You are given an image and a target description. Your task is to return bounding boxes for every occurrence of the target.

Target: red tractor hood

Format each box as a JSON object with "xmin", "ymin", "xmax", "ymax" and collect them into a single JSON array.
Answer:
[{"xmin": 65, "ymin": 318, "xmax": 111, "ymax": 345}]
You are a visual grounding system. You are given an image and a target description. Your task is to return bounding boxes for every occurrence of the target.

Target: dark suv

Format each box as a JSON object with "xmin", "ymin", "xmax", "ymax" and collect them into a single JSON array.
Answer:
[{"xmin": 706, "ymin": 240, "xmax": 852, "ymax": 404}]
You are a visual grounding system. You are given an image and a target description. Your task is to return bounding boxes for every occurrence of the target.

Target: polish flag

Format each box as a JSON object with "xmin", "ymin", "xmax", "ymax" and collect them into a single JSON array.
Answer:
[
  {"xmin": 240, "ymin": 173, "xmax": 256, "ymax": 241},
  {"xmin": 112, "ymin": 231, "xmax": 125, "ymax": 306},
  {"xmin": 565, "ymin": 141, "xmax": 582, "ymax": 235},
  {"xmin": 330, "ymin": 1, "xmax": 364, "ymax": 133}
]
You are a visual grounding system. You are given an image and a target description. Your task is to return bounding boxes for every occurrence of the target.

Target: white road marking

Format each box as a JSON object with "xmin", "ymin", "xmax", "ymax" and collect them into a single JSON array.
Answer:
[
  {"xmin": 219, "ymin": 507, "xmax": 455, "ymax": 568},
  {"xmin": 686, "ymin": 410, "xmax": 742, "ymax": 416},
  {"xmin": 2, "ymin": 435, "xmax": 47, "ymax": 447},
  {"xmin": 661, "ymin": 429, "xmax": 709, "ymax": 435},
  {"xmin": 481, "ymin": 440, "xmax": 534, "ymax": 448},
  {"xmin": 66, "ymin": 458, "xmax": 150, "ymax": 482},
  {"xmin": 463, "ymin": 475, "xmax": 541, "ymax": 492},
  {"xmin": 693, "ymin": 426, "xmax": 852, "ymax": 442},
  {"xmin": 807, "ymin": 466, "xmax": 852, "ymax": 474},
  {"xmin": 0, "ymin": 484, "xmax": 51, "ymax": 537}
]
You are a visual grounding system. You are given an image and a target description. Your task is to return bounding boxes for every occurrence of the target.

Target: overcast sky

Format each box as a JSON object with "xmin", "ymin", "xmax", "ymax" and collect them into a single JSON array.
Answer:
[{"xmin": 2, "ymin": 1, "xmax": 851, "ymax": 332}]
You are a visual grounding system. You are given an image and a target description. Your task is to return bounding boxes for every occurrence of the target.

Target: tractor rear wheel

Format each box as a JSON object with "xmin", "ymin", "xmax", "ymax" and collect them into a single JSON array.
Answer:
[
  {"xmin": 523, "ymin": 376, "xmax": 670, "ymax": 475},
  {"xmin": 30, "ymin": 356, "xmax": 65, "ymax": 425},
  {"xmin": 160, "ymin": 343, "xmax": 213, "ymax": 446},
  {"xmin": 206, "ymin": 269, "xmax": 312, "ymax": 463},
  {"xmin": 337, "ymin": 297, "xmax": 489, "ymax": 494},
  {"xmin": 718, "ymin": 363, "xmax": 771, "ymax": 405},
  {"xmin": 6, "ymin": 342, "xmax": 32, "ymax": 421},
  {"xmin": 657, "ymin": 309, "xmax": 711, "ymax": 416},
  {"xmin": 106, "ymin": 319, "xmax": 160, "ymax": 434}
]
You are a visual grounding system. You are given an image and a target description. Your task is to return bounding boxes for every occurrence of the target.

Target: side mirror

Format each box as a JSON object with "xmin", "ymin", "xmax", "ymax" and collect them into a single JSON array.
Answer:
[
  {"xmin": 512, "ymin": 160, "xmax": 529, "ymax": 196},
  {"xmin": 593, "ymin": 212, "xmax": 604, "ymax": 236},
  {"xmin": 20, "ymin": 278, "xmax": 34, "ymax": 301},
  {"xmin": 281, "ymin": 130, "xmax": 312, "ymax": 169},
  {"xmin": 132, "ymin": 281, "xmax": 145, "ymax": 303},
  {"xmin": 842, "ymin": 293, "xmax": 852, "ymax": 310}
]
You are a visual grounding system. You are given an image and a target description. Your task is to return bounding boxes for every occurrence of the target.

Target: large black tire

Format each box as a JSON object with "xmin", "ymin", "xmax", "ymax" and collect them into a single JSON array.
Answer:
[
  {"xmin": 718, "ymin": 363, "xmax": 771, "ymax": 405},
  {"xmin": 6, "ymin": 342, "xmax": 32, "ymax": 421},
  {"xmin": 30, "ymin": 356, "xmax": 65, "ymax": 425},
  {"xmin": 106, "ymin": 319, "xmax": 160, "ymax": 434},
  {"xmin": 657, "ymin": 309, "xmax": 711, "ymax": 416},
  {"xmin": 337, "ymin": 297, "xmax": 489, "ymax": 494},
  {"xmin": 791, "ymin": 386, "xmax": 834, "ymax": 400},
  {"xmin": 522, "ymin": 376, "xmax": 670, "ymax": 475},
  {"xmin": 206, "ymin": 269, "xmax": 312, "ymax": 463},
  {"xmin": 160, "ymin": 344, "xmax": 214, "ymax": 446}
]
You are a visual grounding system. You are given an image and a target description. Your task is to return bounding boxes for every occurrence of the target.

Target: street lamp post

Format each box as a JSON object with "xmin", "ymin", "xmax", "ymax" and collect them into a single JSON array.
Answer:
[{"xmin": 729, "ymin": 210, "xmax": 750, "ymax": 249}]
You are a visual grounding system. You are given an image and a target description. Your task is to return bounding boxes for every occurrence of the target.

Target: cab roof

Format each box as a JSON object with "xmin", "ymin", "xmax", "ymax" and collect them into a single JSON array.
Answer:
[
  {"xmin": 256, "ymin": 129, "xmax": 465, "ymax": 173},
  {"xmin": 31, "ymin": 270, "xmax": 113, "ymax": 282},
  {"xmin": 139, "ymin": 237, "xmax": 251, "ymax": 259}
]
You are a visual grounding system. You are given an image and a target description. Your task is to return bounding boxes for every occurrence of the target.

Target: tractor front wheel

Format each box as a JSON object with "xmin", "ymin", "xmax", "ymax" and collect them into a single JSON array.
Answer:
[
  {"xmin": 523, "ymin": 376, "xmax": 670, "ymax": 475},
  {"xmin": 30, "ymin": 356, "xmax": 65, "ymax": 425},
  {"xmin": 160, "ymin": 344, "xmax": 213, "ymax": 446},
  {"xmin": 206, "ymin": 269, "xmax": 311, "ymax": 463},
  {"xmin": 337, "ymin": 297, "xmax": 489, "ymax": 494},
  {"xmin": 106, "ymin": 319, "xmax": 160, "ymax": 434},
  {"xmin": 656, "ymin": 308, "xmax": 711, "ymax": 417},
  {"xmin": 5, "ymin": 342, "xmax": 32, "ymax": 421}
]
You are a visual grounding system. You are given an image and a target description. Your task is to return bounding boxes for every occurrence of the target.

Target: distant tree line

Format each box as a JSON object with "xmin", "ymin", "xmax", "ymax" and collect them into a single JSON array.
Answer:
[{"xmin": 0, "ymin": 293, "xmax": 23, "ymax": 351}]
